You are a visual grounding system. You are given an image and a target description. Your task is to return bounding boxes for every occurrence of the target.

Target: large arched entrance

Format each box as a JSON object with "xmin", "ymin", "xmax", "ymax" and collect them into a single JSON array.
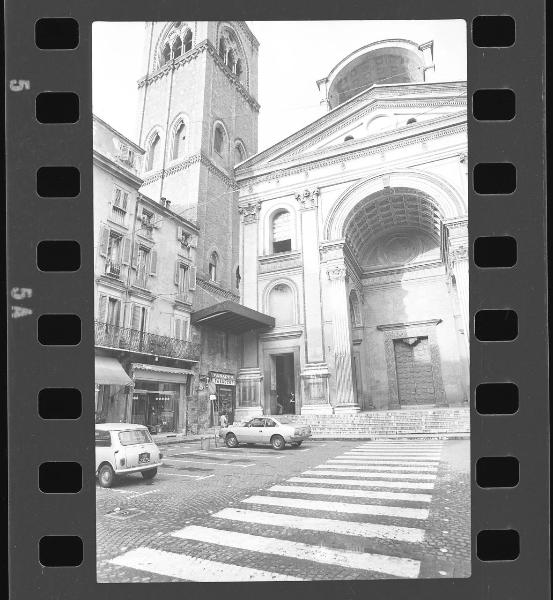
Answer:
[{"xmin": 323, "ymin": 174, "xmax": 469, "ymax": 411}]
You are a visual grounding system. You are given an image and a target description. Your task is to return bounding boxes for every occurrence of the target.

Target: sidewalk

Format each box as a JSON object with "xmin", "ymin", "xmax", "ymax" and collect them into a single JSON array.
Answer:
[{"xmin": 151, "ymin": 428, "xmax": 219, "ymax": 447}]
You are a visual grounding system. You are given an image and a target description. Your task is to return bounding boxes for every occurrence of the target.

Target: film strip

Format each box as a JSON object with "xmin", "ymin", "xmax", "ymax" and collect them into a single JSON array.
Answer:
[{"xmin": 6, "ymin": 1, "xmax": 548, "ymax": 598}]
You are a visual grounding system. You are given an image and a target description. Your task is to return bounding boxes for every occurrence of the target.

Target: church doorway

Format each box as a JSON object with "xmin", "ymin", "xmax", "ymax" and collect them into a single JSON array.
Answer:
[
  {"xmin": 393, "ymin": 337, "xmax": 436, "ymax": 405},
  {"xmin": 275, "ymin": 353, "xmax": 296, "ymax": 414}
]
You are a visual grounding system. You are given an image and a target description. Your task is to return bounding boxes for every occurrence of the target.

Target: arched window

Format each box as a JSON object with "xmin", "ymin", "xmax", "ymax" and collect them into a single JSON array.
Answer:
[
  {"xmin": 172, "ymin": 121, "xmax": 186, "ymax": 160},
  {"xmin": 406, "ymin": 117, "xmax": 417, "ymax": 125},
  {"xmin": 235, "ymin": 266, "xmax": 241, "ymax": 289},
  {"xmin": 271, "ymin": 210, "xmax": 292, "ymax": 253},
  {"xmin": 146, "ymin": 132, "xmax": 160, "ymax": 171},
  {"xmin": 162, "ymin": 43, "xmax": 171, "ymax": 65},
  {"xmin": 214, "ymin": 124, "xmax": 226, "ymax": 156},
  {"xmin": 209, "ymin": 252, "xmax": 218, "ymax": 281},
  {"xmin": 172, "ymin": 37, "xmax": 182, "ymax": 59},
  {"xmin": 227, "ymin": 49, "xmax": 236, "ymax": 72},
  {"xmin": 268, "ymin": 284, "xmax": 294, "ymax": 326},
  {"xmin": 344, "ymin": 135, "xmax": 354, "ymax": 141},
  {"xmin": 219, "ymin": 38, "xmax": 226, "ymax": 59},
  {"xmin": 234, "ymin": 142, "xmax": 245, "ymax": 165},
  {"xmin": 236, "ymin": 58, "xmax": 243, "ymax": 78},
  {"xmin": 183, "ymin": 29, "xmax": 192, "ymax": 52}
]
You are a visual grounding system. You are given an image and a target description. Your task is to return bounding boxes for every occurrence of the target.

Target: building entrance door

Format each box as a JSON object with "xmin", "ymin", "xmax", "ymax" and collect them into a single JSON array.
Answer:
[
  {"xmin": 275, "ymin": 353, "xmax": 296, "ymax": 414},
  {"xmin": 394, "ymin": 337, "xmax": 436, "ymax": 405}
]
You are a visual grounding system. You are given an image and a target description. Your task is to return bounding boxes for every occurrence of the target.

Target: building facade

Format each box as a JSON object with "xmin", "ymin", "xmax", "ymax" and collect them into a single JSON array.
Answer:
[
  {"xmin": 94, "ymin": 116, "xmax": 201, "ymax": 432},
  {"xmin": 234, "ymin": 39, "xmax": 469, "ymax": 419}
]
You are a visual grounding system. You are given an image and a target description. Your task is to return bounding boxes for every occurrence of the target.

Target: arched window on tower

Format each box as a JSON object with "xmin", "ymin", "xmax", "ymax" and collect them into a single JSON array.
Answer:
[
  {"xmin": 162, "ymin": 43, "xmax": 171, "ymax": 65},
  {"xmin": 213, "ymin": 124, "xmax": 226, "ymax": 156},
  {"xmin": 146, "ymin": 132, "xmax": 160, "ymax": 171},
  {"xmin": 183, "ymin": 29, "xmax": 192, "ymax": 52},
  {"xmin": 236, "ymin": 58, "xmax": 243, "ymax": 78},
  {"xmin": 172, "ymin": 121, "xmax": 186, "ymax": 160},
  {"xmin": 406, "ymin": 117, "xmax": 417, "ymax": 125},
  {"xmin": 227, "ymin": 49, "xmax": 236, "ymax": 72},
  {"xmin": 219, "ymin": 37, "xmax": 226, "ymax": 59},
  {"xmin": 271, "ymin": 210, "xmax": 292, "ymax": 254},
  {"xmin": 208, "ymin": 252, "xmax": 219, "ymax": 282},
  {"xmin": 172, "ymin": 37, "xmax": 182, "ymax": 59},
  {"xmin": 268, "ymin": 284, "xmax": 295, "ymax": 326},
  {"xmin": 234, "ymin": 142, "xmax": 246, "ymax": 166}
]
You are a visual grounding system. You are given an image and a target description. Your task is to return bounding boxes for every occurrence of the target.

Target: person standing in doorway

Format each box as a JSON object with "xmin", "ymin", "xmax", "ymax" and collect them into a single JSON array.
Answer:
[
  {"xmin": 219, "ymin": 412, "xmax": 228, "ymax": 429},
  {"xmin": 289, "ymin": 392, "xmax": 296, "ymax": 414}
]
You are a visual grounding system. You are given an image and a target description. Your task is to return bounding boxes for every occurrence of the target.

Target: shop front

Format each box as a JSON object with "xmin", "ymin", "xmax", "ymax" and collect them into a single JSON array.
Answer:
[
  {"xmin": 209, "ymin": 371, "xmax": 236, "ymax": 425},
  {"xmin": 130, "ymin": 363, "xmax": 194, "ymax": 433}
]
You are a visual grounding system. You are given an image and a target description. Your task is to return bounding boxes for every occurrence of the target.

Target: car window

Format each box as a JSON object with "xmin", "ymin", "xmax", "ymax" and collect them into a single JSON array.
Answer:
[
  {"xmin": 118, "ymin": 429, "xmax": 152, "ymax": 446},
  {"xmin": 248, "ymin": 418, "xmax": 264, "ymax": 428},
  {"xmin": 95, "ymin": 430, "xmax": 111, "ymax": 447},
  {"xmin": 264, "ymin": 419, "xmax": 277, "ymax": 427}
]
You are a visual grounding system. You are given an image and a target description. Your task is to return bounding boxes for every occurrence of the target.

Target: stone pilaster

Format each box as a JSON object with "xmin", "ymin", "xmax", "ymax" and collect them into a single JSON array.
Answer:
[
  {"xmin": 296, "ymin": 188, "xmax": 332, "ymax": 414},
  {"xmin": 235, "ymin": 366, "xmax": 263, "ymax": 422},
  {"xmin": 443, "ymin": 217, "xmax": 469, "ymax": 353},
  {"xmin": 326, "ymin": 262, "xmax": 360, "ymax": 413},
  {"xmin": 239, "ymin": 201, "xmax": 261, "ymax": 310}
]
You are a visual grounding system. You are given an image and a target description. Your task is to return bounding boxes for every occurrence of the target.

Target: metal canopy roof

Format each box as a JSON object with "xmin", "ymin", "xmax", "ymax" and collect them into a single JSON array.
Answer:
[{"xmin": 191, "ymin": 301, "xmax": 275, "ymax": 334}]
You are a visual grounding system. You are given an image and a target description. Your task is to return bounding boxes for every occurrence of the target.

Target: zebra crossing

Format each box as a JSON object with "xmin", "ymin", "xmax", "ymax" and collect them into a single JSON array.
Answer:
[{"xmin": 109, "ymin": 440, "xmax": 445, "ymax": 581}]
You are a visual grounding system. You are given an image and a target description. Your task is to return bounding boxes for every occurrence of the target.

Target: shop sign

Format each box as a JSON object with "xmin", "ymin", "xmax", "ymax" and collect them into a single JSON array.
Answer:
[{"xmin": 209, "ymin": 371, "xmax": 236, "ymax": 386}]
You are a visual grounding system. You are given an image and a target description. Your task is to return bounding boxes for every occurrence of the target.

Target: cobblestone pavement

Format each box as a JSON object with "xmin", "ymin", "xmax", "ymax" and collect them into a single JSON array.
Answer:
[{"xmin": 97, "ymin": 439, "xmax": 470, "ymax": 582}]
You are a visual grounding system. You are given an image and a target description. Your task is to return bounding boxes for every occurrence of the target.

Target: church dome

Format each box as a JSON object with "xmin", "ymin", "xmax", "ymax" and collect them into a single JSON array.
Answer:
[{"xmin": 319, "ymin": 39, "xmax": 433, "ymax": 110}]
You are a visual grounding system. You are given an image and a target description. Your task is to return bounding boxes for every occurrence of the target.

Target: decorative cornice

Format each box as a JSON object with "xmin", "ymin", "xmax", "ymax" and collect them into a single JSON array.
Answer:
[
  {"xmin": 235, "ymin": 81, "xmax": 466, "ymax": 175},
  {"xmin": 238, "ymin": 201, "xmax": 261, "ymax": 223},
  {"xmin": 142, "ymin": 151, "xmax": 239, "ymax": 190},
  {"xmin": 260, "ymin": 327, "xmax": 303, "ymax": 341},
  {"xmin": 237, "ymin": 123, "xmax": 467, "ymax": 187},
  {"xmin": 196, "ymin": 277, "xmax": 240, "ymax": 301},
  {"xmin": 138, "ymin": 40, "xmax": 260, "ymax": 112},
  {"xmin": 287, "ymin": 101, "xmax": 466, "ymax": 158},
  {"xmin": 377, "ymin": 318, "xmax": 442, "ymax": 331},
  {"xmin": 295, "ymin": 187, "xmax": 320, "ymax": 209}
]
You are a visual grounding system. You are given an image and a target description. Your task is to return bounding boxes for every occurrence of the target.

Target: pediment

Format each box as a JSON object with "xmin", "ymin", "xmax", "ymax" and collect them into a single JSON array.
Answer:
[{"xmin": 235, "ymin": 81, "xmax": 466, "ymax": 177}]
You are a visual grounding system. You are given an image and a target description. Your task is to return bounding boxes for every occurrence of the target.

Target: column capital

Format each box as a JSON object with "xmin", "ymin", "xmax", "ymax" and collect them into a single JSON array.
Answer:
[
  {"xmin": 295, "ymin": 187, "xmax": 320, "ymax": 210},
  {"xmin": 238, "ymin": 201, "xmax": 261, "ymax": 224},
  {"xmin": 326, "ymin": 263, "xmax": 348, "ymax": 281}
]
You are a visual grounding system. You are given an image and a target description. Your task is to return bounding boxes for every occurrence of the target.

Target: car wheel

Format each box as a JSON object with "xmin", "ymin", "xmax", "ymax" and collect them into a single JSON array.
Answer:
[
  {"xmin": 225, "ymin": 433, "xmax": 239, "ymax": 448},
  {"xmin": 271, "ymin": 435, "xmax": 285, "ymax": 450},
  {"xmin": 292, "ymin": 441, "xmax": 303, "ymax": 448},
  {"xmin": 98, "ymin": 464, "xmax": 115, "ymax": 488}
]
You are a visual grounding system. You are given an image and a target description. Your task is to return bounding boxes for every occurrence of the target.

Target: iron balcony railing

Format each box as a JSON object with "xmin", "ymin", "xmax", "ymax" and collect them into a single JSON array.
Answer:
[
  {"xmin": 95, "ymin": 320, "xmax": 200, "ymax": 361},
  {"xmin": 110, "ymin": 205, "xmax": 127, "ymax": 225},
  {"xmin": 105, "ymin": 258, "xmax": 122, "ymax": 278}
]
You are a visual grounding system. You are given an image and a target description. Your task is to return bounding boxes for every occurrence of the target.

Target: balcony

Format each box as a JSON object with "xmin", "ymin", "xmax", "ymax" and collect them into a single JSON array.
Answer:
[
  {"xmin": 110, "ymin": 206, "xmax": 127, "ymax": 225},
  {"xmin": 104, "ymin": 258, "xmax": 122, "ymax": 278},
  {"xmin": 133, "ymin": 270, "xmax": 149, "ymax": 289},
  {"xmin": 95, "ymin": 321, "xmax": 201, "ymax": 361}
]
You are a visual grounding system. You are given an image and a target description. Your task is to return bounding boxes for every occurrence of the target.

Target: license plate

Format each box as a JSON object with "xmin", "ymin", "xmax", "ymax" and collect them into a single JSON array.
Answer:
[{"xmin": 139, "ymin": 452, "xmax": 150, "ymax": 464}]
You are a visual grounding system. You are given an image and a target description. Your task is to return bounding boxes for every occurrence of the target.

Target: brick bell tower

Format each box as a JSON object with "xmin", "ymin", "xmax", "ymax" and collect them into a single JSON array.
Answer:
[{"xmin": 136, "ymin": 21, "xmax": 259, "ymax": 300}]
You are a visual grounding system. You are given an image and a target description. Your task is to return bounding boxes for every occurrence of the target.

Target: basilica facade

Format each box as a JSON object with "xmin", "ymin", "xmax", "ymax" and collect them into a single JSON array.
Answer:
[{"xmin": 233, "ymin": 38, "xmax": 469, "ymax": 420}]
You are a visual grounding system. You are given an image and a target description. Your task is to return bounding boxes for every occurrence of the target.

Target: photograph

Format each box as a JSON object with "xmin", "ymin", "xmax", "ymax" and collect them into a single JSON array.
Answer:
[{"xmin": 93, "ymin": 20, "xmax": 470, "ymax": 582}]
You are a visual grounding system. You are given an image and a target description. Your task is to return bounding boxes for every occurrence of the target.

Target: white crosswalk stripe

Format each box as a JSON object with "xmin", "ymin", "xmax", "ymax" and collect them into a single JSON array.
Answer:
[
  {"xmin": 110, "ymin": 547, "xmax": 303, "ymax": 581},
  {"xmin": 215, "ymin": 508, "xmax": 425, "ymax": 542},
  {"xmin": 275, "ymin": 483, "xmax": 432, "ymax": 502},
  {"xmin": 242, "ymin": 495, "xmax": 429, "ymax": 519},
  {"xmin": 171, "ymin": 526, "xmax": 421, "ymax": 578},
  {"xmin": 327, "ymin": 462, "xmax": 438, "ymax": 471},
  {"xmin": 107, "ymin": 441, "xmax": 445, "ymax": 581}
]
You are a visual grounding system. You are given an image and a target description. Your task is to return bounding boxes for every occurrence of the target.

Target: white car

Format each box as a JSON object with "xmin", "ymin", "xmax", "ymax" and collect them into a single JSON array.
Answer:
[
  {"xmin": 219, "ymin": 416, "xmax": 311, "ymax": 450},
  {"xmin": 95, "ymin": 423, "xmax": 163, "ymax": 488}
]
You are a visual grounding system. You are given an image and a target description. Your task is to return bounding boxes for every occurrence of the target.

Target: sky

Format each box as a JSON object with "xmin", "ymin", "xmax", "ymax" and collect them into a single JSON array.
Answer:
[{"xmin": 92, "ymin": 20, "xmax": 466, "ymax": 153}]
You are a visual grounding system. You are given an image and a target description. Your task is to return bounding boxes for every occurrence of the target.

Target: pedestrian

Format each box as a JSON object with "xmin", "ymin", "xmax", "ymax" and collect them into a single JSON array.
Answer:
[
  {"xmin": 289, "ymin": 392, "xmax": 296, "ymax": 413},
  {"xmin": 219, "ymin": 412, "xmax": 228, "ymax": 428}
]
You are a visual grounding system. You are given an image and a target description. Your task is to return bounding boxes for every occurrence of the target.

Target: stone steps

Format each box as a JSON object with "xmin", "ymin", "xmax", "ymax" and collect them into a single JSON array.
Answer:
[{"xmin": 284, "ymin": 406, "xmax": 470, "ymax": 439}]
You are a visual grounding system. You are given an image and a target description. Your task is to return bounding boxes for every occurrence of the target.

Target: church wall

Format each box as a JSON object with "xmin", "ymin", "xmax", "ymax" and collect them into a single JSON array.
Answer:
[{"xmin": 361, "ymin": 271, "xmax": 465, "ymax": 408}]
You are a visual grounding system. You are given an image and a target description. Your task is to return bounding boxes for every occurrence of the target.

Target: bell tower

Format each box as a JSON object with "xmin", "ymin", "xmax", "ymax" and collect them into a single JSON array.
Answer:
[{"xmin": 136, "ymin": 21, "xmax": 259, "ymax": 296}]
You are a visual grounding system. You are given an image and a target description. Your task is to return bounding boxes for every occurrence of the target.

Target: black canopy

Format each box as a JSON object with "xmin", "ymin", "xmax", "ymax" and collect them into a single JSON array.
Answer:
[{"xmin": 191, "ymin": 301, "xmax": 275, "ymax": 333}]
